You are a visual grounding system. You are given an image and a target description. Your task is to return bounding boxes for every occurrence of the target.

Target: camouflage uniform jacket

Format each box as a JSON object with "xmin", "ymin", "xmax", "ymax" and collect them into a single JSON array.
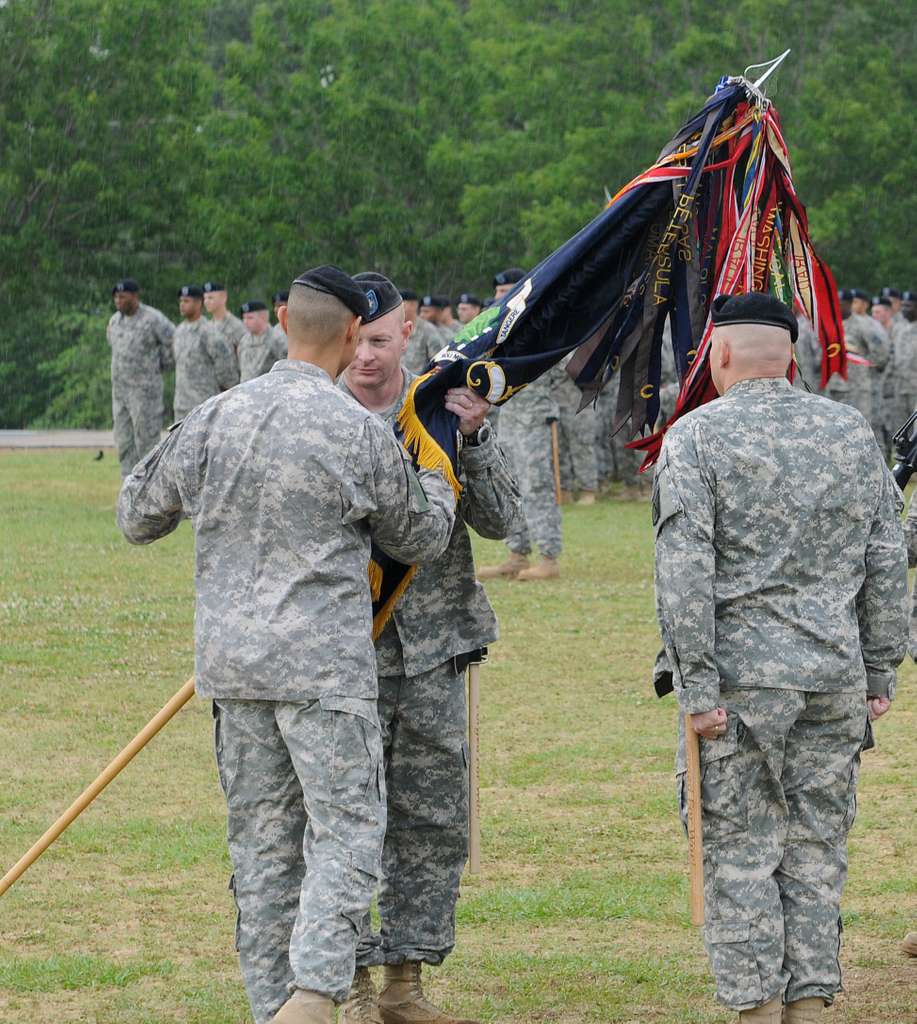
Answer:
[
  {"xmin": 211, "ymin": 311, "xmax": 247, "ymax": 366},
  {"xmin": 403, "ymin": 318, "xmax": 445, "ymax": 375},
  {"xmin": 340, "ymin": 370, "xmax": 522, "ymax": 676},
  {"xmin": 117, "ymin": 359, "xmax": 456, "ymax": 702},
  {"xmin": 238, "ymin": 328, "xmax": 288, "ymax": 381},
  {"xmin": 499, "ymin": 363, "xmax": 564, "ymax": 426},
  {"xmin": 107, "ymin": 303, "xmax": 175, "ymax": 388},
  {"xmin": 654, "ymin": 377, "xmax": 907, "ymax": 715},
  {"xmin": 173, "ymin": 317, "xmax": 239, "ymax": 418},
  {"xmin": 904, "ymin": 496, "xmax": 917, "ymax": 659}
]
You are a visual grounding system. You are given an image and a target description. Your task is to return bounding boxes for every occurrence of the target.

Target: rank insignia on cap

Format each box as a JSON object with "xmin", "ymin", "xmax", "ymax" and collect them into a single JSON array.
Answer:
[{"xmin": 366, "ymin": 289, "xmax": 379, "ymax": 317}]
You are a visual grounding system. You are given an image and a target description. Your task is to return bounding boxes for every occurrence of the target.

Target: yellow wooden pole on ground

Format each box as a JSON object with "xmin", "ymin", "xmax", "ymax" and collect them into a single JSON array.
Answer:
[
  {"xmin": 0, "ymin": 677, "xmax": 196, "ymax": 898},
  {"xmin": 684, "ymin": 712, "xmax": 705, "ymax": 926}
]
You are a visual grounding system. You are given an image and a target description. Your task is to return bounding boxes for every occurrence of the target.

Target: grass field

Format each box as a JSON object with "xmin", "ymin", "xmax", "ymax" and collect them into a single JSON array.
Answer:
[{"xmin": 1, "ymin": 450, "xmax": 914, "ymax": 1024}]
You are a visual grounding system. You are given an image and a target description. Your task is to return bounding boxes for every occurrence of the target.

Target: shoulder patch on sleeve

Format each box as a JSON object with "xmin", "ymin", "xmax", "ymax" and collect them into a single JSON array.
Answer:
[{"xmin": 652, "ymin": 452, "xmax": 683, "ymax": 538}]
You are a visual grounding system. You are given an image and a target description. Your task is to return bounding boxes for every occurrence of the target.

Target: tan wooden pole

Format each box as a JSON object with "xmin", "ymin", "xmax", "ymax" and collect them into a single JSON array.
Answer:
[
  {"xmin": 467, "ymin": 663, "xmax": 481, "ymax": 874},
  {"xmin": 684, "ymin": 712, "xmax": 705, "ymax": 925},
  {"xmin": 0, "ymin": 676, "xmax": 196, "ymax": 898},
  {"xmin": 550, "ymin": 420, "xmax": 562, "ymax": 505}
]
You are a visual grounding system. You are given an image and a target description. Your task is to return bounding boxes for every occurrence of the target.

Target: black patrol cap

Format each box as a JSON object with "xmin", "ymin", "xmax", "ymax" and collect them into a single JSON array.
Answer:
[
  {"xmin": 399, "ymin": 287, "xmax": 419, "ymax": 302},
  {"xmin": 240, "ymin": 299, "xmax": 268, "ymax": 314},
  {"xmin": 292, "ymin": 265, "xmax": 370, "ymax": 320},
  {"xmin": 710, "ymin": 292, "xmax": 799, "ymax": 343},
  {"xmin": 493, "ymin": 267, "xmax": 525, "ymax": 287},
  {"xmin": 881, "ymin": 286, "xmax": 902, "ymax": 300},
  {"xmin": 202, "ymin": 281, "xmax": 225, "ymax": 293},
  {"xmin": 421, "ymin": 294, "xmax": 450, "ymax": 309},
  {"xmin": 838, "ymin": 288, "xmax": 854, "ymax": 302},
  {"xmin": 457, "ymin": 292, "xmax": 482, "ymax": 307},
  {"xmin": 354, "ymin": 272, "xmax": 402, "ymax": 324},
  {"xmin": 872, "ymin": 295, "xmax": 892, "ymax": 308},
  {"xmin": 272, "ymin": 290, "xmax": 289, "ymax": 304},
  {"xmin": 112, "ymin": 278, "xmax": 139, "ymax": 294},
  {"xmin": 178, "ymin": 284, "xmax": 203, "ymax": 299}
]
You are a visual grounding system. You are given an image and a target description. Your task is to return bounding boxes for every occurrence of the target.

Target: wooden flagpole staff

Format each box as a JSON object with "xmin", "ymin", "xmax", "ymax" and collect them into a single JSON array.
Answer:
[
  {"xmin": 0, "ymin": 677, "xmax": 196, "ymax": 899},
  {"xmin": 684, "ymin": 712, "xmax": 705, "ymax": 925},
  {"xmin": 467, "ymin": 662, "xmax": 482, "ymax": 874}
]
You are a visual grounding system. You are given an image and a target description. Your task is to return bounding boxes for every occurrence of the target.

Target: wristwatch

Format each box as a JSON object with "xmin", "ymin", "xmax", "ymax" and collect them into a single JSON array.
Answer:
[{"xmin": 462, "ymin": 422, "xmax": 491, "ymax": 448}]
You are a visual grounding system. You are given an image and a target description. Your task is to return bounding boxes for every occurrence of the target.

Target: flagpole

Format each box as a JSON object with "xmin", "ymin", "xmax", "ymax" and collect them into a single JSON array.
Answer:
[{"xmin": 0, "ymin": 677, "xmax": 196, "ymax": 898}]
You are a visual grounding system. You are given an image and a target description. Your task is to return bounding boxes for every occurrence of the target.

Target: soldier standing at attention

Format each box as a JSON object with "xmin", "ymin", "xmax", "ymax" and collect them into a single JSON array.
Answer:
[
  {"xmin": 238, "ymin": 299, "xmax": 288, "ymax": 381},
  {"xmin": 654, "ymin": 293, "xmax": 907, "ymax": 1024},
  {"xmin": 172, "ymin": 285, "xmax": 238, "ymax": 421},
  {"xmin": 203, "ymin": 281, "xmax": 247, "ymax": 372},
  {"xmin": 455, "ymin": 292, "xmax": 482, "ymax": 325},
  {"xmin": 338, "ymin": 272, "xmax": 520, "ymax": 1024},
  {"xmin": 117, "ymin": 266, "xmax": 457, "ymax": 1024},
  {"xmin": 421, "ymin": 295, "xmax": 461, "ymax": 343},
  {"xmin": 107, "ymin": 278, "xmax": 175, "ymax": 477},
  {"xmin": 824, "ymin": 289, "xmax": 880, "ymax": 431},
  {"xmin": 400, "ymin": 288, "xmax": 445, "ymax": 375},
  {"xmin": 478, "ymin": 267, "xmax": 564, "ymax": 581}
]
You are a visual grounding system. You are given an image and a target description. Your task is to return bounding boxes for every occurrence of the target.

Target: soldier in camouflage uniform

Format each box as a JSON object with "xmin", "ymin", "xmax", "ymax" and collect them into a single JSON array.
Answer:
[
  {"xmin": 238, "ymin": 300, "xmax": 289, "ymax": 381},
  {"xmin": 117, "ymin": 267, "xmax": 457, "ymax": 1024},
  {"xmin": 886, "ymin": 293, "xmax": 917, "ymax": 440},
  {"xmin": 653, "ymin": 293, "xmax": 908, "ymax": 1024},
  {"xmin": 595, "ymin": 373, "xmax": 645, "ymax": 492},
  {"xmin": 107, "ymin": 278, "xmax": 175, "ymax": 478},
  {"xmin": 203, "ymin": 281, "xmax": 248, "ymax": 374},
  {"xmin": 172, "ymin": 285, "xmax": 238, "ymax": 421},
  {"xmin": 556, "ymin": 354, "xmax": 599, "ymax": 504},
  {"xmin": 420, "ymin": 295, "xmax": 460, "ymax": 344},
  {"xmin": 339, "ymin": 273, "xmax": 521, "ymax": 1024},
  {"xmin": 824, "ymin": 289, "xmax": 887, "ymax": 439},
  {"xmin": 400, "ymin": 290, "xmax": 445, "ymax": 376}
]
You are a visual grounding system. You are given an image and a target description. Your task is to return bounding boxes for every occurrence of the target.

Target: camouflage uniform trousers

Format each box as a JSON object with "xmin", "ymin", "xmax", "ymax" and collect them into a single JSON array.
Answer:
[
  {"xmin": 213, "ymin": 698, "xmax": 385, "ymax": 1023},
  {"xmin": 356, "ymin": 660, "xmax": 469, "ymax": 967},
  {"xmin": 677, "ymin": 688, "xmax": 868, "ymax": 1011},
  {"xmin": 500, "ymin": 413, "xmax": 562, "ymax": 558},
  {"xmin": 112, "ymin": 383, "xmax": 164, "ymax": 477},
  {"xmin": 557, "ymin": 378, "xmax": 599, "ymax": 492}
]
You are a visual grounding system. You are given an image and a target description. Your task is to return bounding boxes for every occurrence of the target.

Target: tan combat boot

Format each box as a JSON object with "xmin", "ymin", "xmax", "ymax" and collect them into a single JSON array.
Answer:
[
  {"xmin": 575, "ymin": 490, "xmax": 597, "ymax": 506},
  {"xmin": 340, "ymin": 967, "xmax": 383, "ymax": 1024},
  {"xmin": 782, "ymin": 998, "xmax": 823, "ymax": 1023},
  {"xmin": 516, "ymin": 556, "xmax": 560, "ymax": 581},
  {"xmin": 476, "ymin": 551, "xmax": 529, "ymax": 580},
  {"xmin": 271, "ymin": 989, "xmax": 335, "ymax": 1024},
  {"xmin": 737, "ymin": 996, "xmax": 782, "ymax": 1023},
  {"xmin": 378, "ymin": 962, "xmax": 479, "ymax": 1024},
  {"xmin": 902, "ymin": 931, "xmax": 917, "ymax": 956}
]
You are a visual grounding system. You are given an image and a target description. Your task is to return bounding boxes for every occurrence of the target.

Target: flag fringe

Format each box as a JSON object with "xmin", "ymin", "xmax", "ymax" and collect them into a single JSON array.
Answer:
[
  {"xmin": 371, "ymin": 563, "xmax": 418, "ymax": 641},
  {"xmin": 396, "ymin": 372, "xmax": 463, "ymax": 498}
]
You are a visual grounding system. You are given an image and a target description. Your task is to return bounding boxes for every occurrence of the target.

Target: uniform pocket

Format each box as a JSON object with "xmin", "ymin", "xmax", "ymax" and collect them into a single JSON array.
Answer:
[
  {"xmin": 704, "ymin": 920, "xmax": 764, "ymax": 1008},
  {"xmin": 700, "ymin": 716, "xmax": 748, "ymax": 841}
]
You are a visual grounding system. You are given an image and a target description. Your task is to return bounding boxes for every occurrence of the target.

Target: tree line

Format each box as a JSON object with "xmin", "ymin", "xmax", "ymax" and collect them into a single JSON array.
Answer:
[{"xmin": 1, "ymin": 0, "xmax": 914, "ymax": 427}]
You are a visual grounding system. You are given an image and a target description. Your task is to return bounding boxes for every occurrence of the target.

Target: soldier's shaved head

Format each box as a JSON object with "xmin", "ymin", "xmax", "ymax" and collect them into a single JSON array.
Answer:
[
  {"xmin": 285, "ymin": 284, "xmax": 357, "ymax": 348},
  {"xmin": 710, "ymin": 322, "xmax": 793, "ymax": 396}
]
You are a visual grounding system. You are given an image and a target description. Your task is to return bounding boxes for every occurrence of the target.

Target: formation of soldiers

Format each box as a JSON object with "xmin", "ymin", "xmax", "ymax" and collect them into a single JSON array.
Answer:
[{"xmin": 109, "ymin": 267, "xmax": 914, "ymax": 1024}]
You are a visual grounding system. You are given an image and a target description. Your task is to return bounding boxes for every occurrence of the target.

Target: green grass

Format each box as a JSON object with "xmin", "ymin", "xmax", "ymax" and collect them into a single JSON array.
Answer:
[{"xmin": 0, "ymin": 451, "xmax": 914, "ymax": 1023}]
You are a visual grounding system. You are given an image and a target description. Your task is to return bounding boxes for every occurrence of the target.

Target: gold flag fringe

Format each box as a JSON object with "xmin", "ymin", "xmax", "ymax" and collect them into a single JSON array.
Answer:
[
  {"xmin": 371, "ymin": 563, "xmax": 418, "ymax": 640},
  {"xmin": 396, "ymin": 372, "xmax": 463, "ymax": 499}
]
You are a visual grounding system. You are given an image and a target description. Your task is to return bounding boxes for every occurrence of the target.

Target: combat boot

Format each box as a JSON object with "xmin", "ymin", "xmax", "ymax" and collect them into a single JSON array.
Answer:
[
  {"xmin": 271, "ymin": 989, "xmax": 335, "ymax": 1024},
  {"xmin": 737, "ymin": 996, "xmax": 782, "ymax": 1023},
  {"xmin": 516, "ymin": 556, "xmax": 560, "ymax": 581},
  {"xmin": 782, "ymin": 998, "xmax": 823, "ymax": 1023},
  {"xmin": 340, "ymin": 967, "xmax": 383, "ymax": 1024},
  {"xmin": 902, "ymin": 931, "xmax": 917, "ymax": 956},
  {"xmin": 378, "ymin": 962, "xmax": 479, "ymax": 1024},
  {"xmin": 576, "ymin": 490, "xmax": 597, "ymax": 506},
  {"xmin": 476, "ymin": 551, "xmax": 529, "ymax": 580}
]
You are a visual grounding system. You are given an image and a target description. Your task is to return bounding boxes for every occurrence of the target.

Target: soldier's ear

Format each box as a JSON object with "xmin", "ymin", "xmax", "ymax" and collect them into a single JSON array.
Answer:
[{"xmin": 278, "ymin": 305, "xmax": 289, "ymax": 335}]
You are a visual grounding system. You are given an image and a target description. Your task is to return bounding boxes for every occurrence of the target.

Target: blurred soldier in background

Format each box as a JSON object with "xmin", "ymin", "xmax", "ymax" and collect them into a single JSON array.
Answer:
[
  {"xmin": 455, "ymin": 293, "xmax": 482, "ymax": 325},
  {"xmin": 172, "ymin": 285, "xmax": 238, "ymax": 421},
  {"xmin": 238, "ymin": 300, "xmax": 288, "ymax": 381},
  {"xmin": 204, "ymin": 281, "xmax": 247, "ymax": 373},
  {"xmin": 401, "ymin": 288, "xmax": 445, "ymax": 374},
  {"xmin": 492, "ymin": 267, "xmax": 525, "ymax": 302},
  {"xmin": 420, "ymin": 295, "xmax": 460, "ymax": 342},
  {"xmin": 824, "ymin": 290, "xmax": 883, "ymax": 440},
  {"xmin": 881, "ymin": 286, "xmax": 904, "ymax": 329},
  {"xmin": 107, "ymin": 277, "xmax": 175, "ymax": 477},
  {"xmin": 556, "ymin": 356, "xmax": 598, "ymax": 505}
]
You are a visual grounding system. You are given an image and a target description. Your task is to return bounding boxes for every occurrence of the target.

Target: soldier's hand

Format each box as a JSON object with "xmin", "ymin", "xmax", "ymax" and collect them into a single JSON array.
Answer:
[
  {"xmin": 867, "ymin": 696, "xmax": 891, "ymax": 721},
  {"xmin": 690, "ymin": 707, "xmax": 728, "ymax": 740},
  {"xmin": 445, "ymin": 387, "xmax": 491, "ymax": 437}
]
